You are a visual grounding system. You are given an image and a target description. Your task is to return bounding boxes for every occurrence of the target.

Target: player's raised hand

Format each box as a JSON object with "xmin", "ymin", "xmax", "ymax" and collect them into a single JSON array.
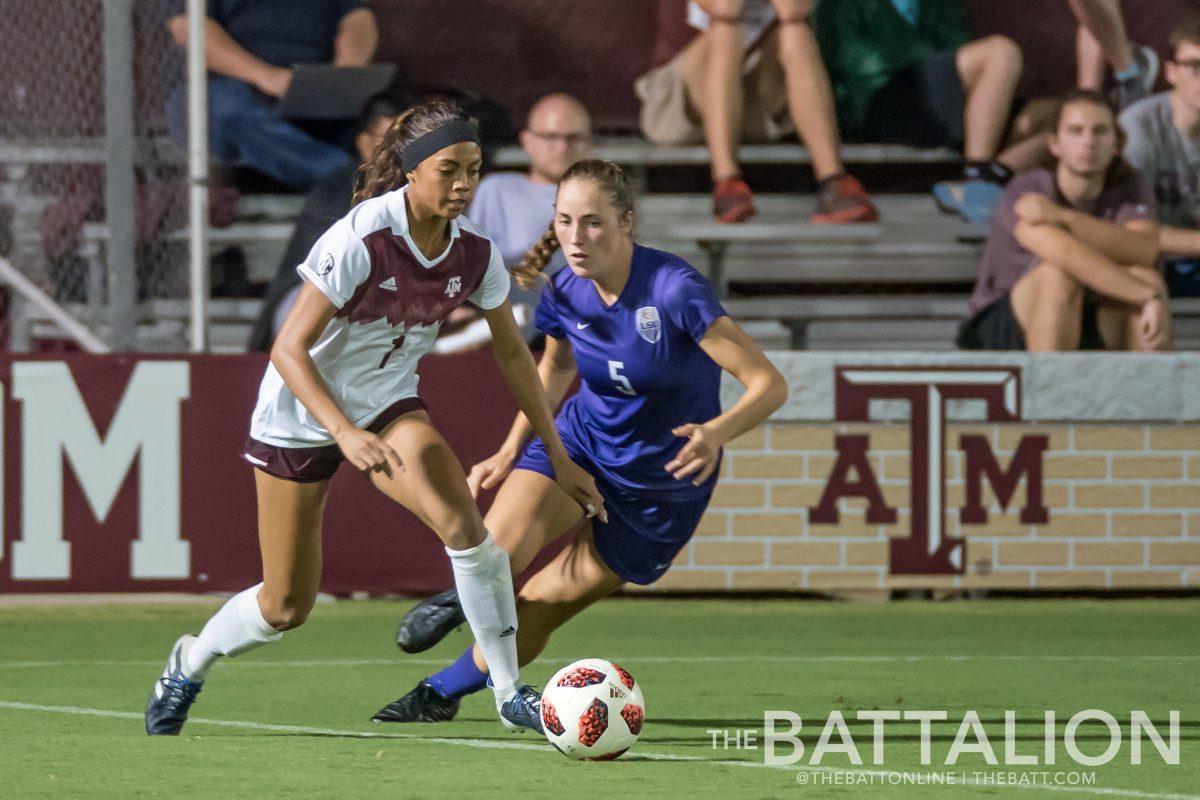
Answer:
[
  {"xmin": 466, "ymin": 449, "xmax": 517, "ymax": 498},
  {"xmin": 554, "ymin": 458, "xmax": 607, "ymax": 523},
  {"xmin": 666, "ymin": 423, "xmax": 721, "ymax": 486},
  {"xmin": 336, "ymin": 428, "xmax": 405, "ymax": 477}
]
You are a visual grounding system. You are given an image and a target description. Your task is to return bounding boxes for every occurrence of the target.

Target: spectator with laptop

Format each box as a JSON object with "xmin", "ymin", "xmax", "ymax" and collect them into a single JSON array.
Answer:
[
  {"xmin": 166, "ymin": 0, "xmax": 378, "ymax": 190},
  {"xmin": 635, "ymin": 0, "xmax": 878, "ymax": 225},
  {"xmin": 1120, "ymin": 15, "xmax": 1200, "ymax": 296},
  {"xmin": 813, "ymin": 0, "xmax": 1026, "ymax": 226},
  {"xmin": 958, "ymin": 90, "xmax": 1170, "ymax": 353},
  {"xmin": 248, "ymin": 94, "xmax": 400, "ymax": 352}
]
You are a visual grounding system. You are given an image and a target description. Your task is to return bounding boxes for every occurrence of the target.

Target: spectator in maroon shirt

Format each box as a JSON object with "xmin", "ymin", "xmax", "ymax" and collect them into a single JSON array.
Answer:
[{"xmin": 959, "ymin": 90, "xmax": 1170, "ymax": 352}]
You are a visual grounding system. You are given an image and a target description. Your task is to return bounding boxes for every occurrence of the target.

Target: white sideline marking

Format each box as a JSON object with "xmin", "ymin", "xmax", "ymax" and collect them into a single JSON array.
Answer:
[
  {"xmin": 1, "ymin": 700, "xmax": 1197, "ymax": 800},
  {"xmin": 0, "ymin": 654, "xmax": 1197, "ymax": 669}
]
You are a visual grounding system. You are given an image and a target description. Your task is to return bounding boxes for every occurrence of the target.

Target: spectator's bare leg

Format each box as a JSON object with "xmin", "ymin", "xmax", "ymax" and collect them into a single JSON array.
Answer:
[
  {"xmin": 1076, "ymin": 24, "xmax": 1107, "ymax": 90},
  {"xmin": 1067, "ymin": 0, "xmax": 1134, "ymax": 74},
  {"xmin": 997, "ymin": 133, "xmax": 1051, "ymax": 173},
  {"xmin": 956, "ymin": 36, "xmax": 1023, "ymax": 165},
  {"xmin": 1010, "ymin": 263, "xmax": 1086, "ymax": 351},
  {"xmin": 771, "ymin": 0, "xmax": 844, "ymax": 180},
  {"xmin": 993, "ymin": 100, "xmax": 1054, "ymax": 176},
  {"xmin": 700, "ymin": 8, "xmax": 748, "ymax": 182}
]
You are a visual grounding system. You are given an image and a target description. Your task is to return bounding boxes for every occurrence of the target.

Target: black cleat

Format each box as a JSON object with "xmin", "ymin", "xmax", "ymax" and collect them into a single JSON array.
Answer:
[
  {"xmin": 372, "ymin": 681, "xmax": 460, "ymax": 723},
  {"xmin": 396, "ymin": 589, "xmax": 466, "ymax": 654},
  {"xmin": 145, "ymin": 635, "xmax": 204, "ymax": 735},
  {"xmin": 499, "ymin": 684, "xmax": 544, "ymax": 734}
]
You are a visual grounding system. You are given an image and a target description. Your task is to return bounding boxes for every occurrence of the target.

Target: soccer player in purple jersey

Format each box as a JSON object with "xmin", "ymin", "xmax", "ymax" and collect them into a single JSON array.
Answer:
[
  {"xmin": 374, "ymin": 160, "xmax": 787, "ymax": 723},
  {"xmin": 144, "ymin": 101, "xmax": 605, "ymax": 737}
]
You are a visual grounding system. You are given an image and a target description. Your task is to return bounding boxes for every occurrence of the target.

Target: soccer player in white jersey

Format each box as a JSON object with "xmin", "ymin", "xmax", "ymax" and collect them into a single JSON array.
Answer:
[{"xmin": 145, "ymin": 100, "xmax": 605, "ymax": 736}]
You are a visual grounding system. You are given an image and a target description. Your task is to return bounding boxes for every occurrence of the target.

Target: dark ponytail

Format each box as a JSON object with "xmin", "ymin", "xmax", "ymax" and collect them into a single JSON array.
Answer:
[
  {"xmin": 353, "ymin": 100, "xmax": 476, "ymax": 205},
  {"xmin": 511, "ymin": 159, "xmax": 636, "ymax": 290}
]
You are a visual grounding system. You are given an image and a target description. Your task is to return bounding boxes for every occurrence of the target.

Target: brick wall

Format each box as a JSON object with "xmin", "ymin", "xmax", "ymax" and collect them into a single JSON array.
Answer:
[{"xmin": 629, "ymin": 354, "xmax": 1200, "ymax": 594}]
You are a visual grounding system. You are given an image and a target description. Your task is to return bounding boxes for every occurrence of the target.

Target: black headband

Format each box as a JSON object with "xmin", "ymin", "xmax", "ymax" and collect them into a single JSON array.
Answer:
[{"xmin": 400, "ymin": 120, "xmax": 481, "ymax": 173}]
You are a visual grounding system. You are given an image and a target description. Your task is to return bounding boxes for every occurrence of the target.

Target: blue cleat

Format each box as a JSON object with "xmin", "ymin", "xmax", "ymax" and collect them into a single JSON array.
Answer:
[
  {"xmin": 145, "ymin": 634, "xmax": 204, "ymax": 736},
  {"xmin": 499, "ymin": 684, "xmax": 544, "ymax": 734}
]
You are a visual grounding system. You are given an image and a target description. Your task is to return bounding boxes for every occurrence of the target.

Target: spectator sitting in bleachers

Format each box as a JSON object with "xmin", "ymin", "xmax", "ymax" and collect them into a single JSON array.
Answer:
[
  {"xmin": 463, "ymin": 93, "xmax": 592, "ymax": 340},
  {"xmin": 248, "ymin": 94, "xmax": 399, "ymax": 352},
  {"xmin": 813, "ymin": 0, "xmax": 1025, "ymax": 226},
  {"xmin": 1070, "ymin": 0, "xmax": 1160, "ymax": 109},
  {"xmin": 635, "ymin": 0, "xmax": 878, "ymax": 225},
  {"xmin": 165, "ymin": 0, "xmax": 378, "ymax": 190},
  {"xmin": 958, "ymin": 90, "xmax": 1170, "ymax": 352},
  {"xmin": 1120, "ymin": 15, "xmax": 1200, "ymax": 297}
]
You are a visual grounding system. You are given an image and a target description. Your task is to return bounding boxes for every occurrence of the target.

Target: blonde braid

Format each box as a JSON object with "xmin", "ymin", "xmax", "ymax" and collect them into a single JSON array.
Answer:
[{"xmin": 512, "ymin": 222, "xmax": 560, "ymax": 290}]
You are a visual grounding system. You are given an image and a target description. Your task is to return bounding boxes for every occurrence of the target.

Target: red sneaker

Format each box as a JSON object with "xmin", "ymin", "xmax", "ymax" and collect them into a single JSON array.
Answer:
[
  {"xmin": 811, "ymin": 174, "xmax": 879, "ymax": 224},
  {"xmin": 712, "ymin": 177, "xmax": 757, "ymax": 223}
]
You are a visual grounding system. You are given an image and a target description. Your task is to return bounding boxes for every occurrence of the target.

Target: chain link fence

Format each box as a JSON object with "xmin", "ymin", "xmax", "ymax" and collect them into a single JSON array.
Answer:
[{"xmin": 0, "ymin": 0, "xmax": 192, "ymax": 351}]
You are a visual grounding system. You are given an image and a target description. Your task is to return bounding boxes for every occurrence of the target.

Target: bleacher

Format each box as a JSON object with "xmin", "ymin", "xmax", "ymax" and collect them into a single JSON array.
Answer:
[{"xmin": 10, "ymin": 136, "xmax": 1200, "ymax": 352}]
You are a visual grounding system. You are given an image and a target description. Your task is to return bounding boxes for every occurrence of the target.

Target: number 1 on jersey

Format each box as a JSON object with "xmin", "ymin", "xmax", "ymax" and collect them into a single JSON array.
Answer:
[
  {"xmin": 608, "ymin": 360, "xmax": 637, "ymax": 396},
  {"xmin": 379, "ymin": 334, "xmax": 406, "ymax": 368}
]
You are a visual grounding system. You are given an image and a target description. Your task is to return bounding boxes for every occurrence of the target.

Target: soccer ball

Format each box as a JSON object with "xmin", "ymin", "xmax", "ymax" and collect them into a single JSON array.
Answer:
[{"xmin": 540, "ymin": 658, "xmax": 645, "ymax": 761}]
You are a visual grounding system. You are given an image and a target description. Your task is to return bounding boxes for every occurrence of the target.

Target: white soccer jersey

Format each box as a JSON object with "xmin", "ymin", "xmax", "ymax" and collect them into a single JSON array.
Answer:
[{"xmin": 249, "ymin": 185, "xmax": 511, "ymax": 447}]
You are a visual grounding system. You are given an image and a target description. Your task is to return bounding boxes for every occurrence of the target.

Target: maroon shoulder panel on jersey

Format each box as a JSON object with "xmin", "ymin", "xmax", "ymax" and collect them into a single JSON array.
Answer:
[{"xmin": 337, "ymin": 227, "xmax": 493, "ymax": 328}]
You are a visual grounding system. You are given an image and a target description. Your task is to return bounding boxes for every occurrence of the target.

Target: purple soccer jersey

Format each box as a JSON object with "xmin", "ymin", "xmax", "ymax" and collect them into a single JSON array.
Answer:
[{"xmin": 534, "ymin": 245, "xmax": 727, "ymax": 498}]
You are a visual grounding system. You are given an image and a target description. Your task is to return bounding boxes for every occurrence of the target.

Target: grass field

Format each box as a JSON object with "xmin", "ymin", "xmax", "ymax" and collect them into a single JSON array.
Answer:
[{"xmin": 1, "ymin": 597, "xmax": 1197, "ymax": 799}]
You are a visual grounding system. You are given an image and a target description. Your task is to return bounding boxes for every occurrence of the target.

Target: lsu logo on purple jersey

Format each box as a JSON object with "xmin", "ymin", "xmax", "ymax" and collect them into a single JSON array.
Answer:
[{"xmin": 636, "ymin": 306, "xmax": 661, "ymax": 343}]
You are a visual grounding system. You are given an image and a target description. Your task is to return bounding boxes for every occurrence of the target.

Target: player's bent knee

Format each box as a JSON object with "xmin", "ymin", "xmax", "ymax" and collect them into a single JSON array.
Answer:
[{"xmin": 259, "ymin": 594, "xmax": 315, "ymax": 631}]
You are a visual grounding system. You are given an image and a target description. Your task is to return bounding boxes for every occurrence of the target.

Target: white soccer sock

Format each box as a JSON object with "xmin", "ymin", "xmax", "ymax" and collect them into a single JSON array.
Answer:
[
  {"xmin": 183, "ymin": 583, "xmax": 282, "ymax": 680},
  {"xmin": 446, "ymin": 534, "xmax": 520, "ymax": 709}
]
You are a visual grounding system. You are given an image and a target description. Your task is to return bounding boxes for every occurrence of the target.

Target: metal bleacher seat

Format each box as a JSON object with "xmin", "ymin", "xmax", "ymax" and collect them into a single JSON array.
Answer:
[{"xmin": 492, "ymin": 138, "xmax": 961, "ymax": 171}]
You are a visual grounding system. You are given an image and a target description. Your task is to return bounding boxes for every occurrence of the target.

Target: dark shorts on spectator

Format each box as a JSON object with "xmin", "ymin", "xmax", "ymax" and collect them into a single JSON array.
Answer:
[
  {"xmin": 956, "ymin": 291, "xmax": 1106, "ymax": 351},
  {"xmin": 241, "ymin": 396, "xmax": 426, "ymax": 483},
  {"xmin": 1164, "ymin": 258, "xmax": 1200, "ymax": 298},
  {"xmin": 863, "ymin": 50, "xmax": 965, "ymax": 147}
]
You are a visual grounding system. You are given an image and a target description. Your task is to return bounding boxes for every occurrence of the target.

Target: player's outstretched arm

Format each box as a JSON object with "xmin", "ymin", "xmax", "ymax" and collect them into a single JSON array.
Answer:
[
  {"xmin": 483, "ymin": 301, "xmax": 607, "ymax": 521},
  {"xmin": 271, "ymin": 281, "xmax": 403, "ymax": 475},
  {"xmin": 667, "ymin": 317, "xmax": 788, "ymax": 485},
  {"xmin": 467, "ymin": 334, "xmax": 579, "ymax": 497}
]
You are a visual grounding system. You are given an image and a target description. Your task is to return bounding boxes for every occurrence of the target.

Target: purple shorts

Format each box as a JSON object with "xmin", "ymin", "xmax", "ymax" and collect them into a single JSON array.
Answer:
[{"xmin": 241, "ymin": 397, "xmax": 426, "ymax": 483}]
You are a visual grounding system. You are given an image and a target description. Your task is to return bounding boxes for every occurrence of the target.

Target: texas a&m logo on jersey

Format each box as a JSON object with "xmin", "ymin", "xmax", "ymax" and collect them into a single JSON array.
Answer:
[
  {"xmin": 636, "ymin": 306, "xmax": 661, "ymax": 343},
  {"xmin": 445, "ymin": 276, "xmax": 462, "ymax": 298}
]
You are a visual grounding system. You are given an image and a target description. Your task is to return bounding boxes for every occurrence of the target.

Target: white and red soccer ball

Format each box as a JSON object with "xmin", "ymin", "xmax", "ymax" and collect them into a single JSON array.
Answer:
[{"xmin": 540, "ymin": 658, "xmax": 645, "ymax": 760}]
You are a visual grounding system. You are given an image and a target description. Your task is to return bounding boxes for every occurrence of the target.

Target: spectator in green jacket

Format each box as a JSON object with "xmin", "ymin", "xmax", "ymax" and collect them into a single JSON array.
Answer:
[{"xmin": 813, "ymin": 0, "xmax": 1025, "ymax": 225}]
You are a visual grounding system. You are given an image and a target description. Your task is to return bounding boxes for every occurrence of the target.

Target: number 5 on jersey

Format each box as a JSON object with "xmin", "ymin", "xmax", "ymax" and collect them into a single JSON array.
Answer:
[{"xmin": 608, "ymin": 360, "xmax": 637, "ymax": 396}]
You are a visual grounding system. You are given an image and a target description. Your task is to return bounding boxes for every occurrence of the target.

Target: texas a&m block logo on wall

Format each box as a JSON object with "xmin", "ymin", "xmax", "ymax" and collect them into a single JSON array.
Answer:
[{"xmin": 811, "ymin": 367, "xmax": 1050, "ymax": 575}]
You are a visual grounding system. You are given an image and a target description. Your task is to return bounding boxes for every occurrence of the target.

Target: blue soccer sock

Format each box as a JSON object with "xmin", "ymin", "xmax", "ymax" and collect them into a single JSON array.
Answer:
[{"xmin": 427, "ymin": 647, "xmax": 489, "ymax": 700}]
